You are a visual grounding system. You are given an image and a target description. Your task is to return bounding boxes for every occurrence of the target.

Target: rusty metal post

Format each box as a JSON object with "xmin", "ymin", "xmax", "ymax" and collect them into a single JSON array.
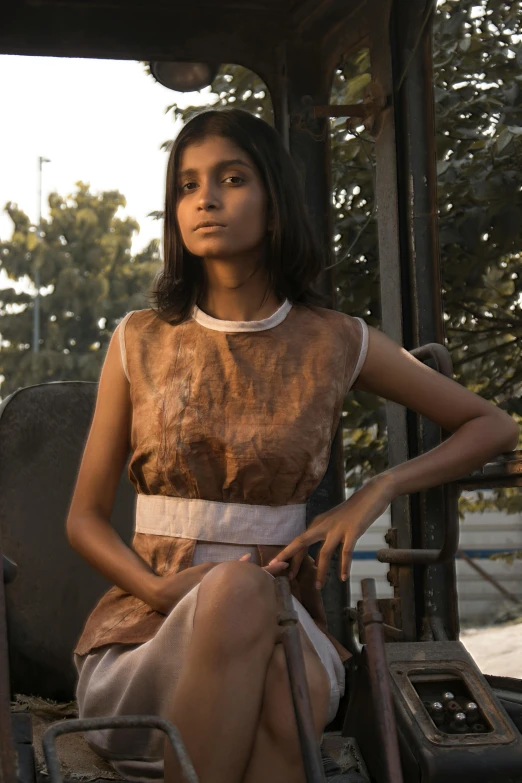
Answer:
[
  {"xmin": 361, "ymin": 578, "xmax": 403, "ymax": 783},
  {"xmin": 274, "ymin": 575, "xmax": 326, "ymax": 783},
  {"xmin": 368, "ymin": 3, "xmax": 418, "ymax": 644},
  {"xmin": 391, "ymin": 0, "xmax": 460, "ymax": 642}
]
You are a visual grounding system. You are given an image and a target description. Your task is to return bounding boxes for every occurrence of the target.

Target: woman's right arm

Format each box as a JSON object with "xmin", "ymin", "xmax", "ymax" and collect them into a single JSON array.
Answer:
[{"xmin": 65, "ymin": 320, "xmax": 213, "ymax": 614}]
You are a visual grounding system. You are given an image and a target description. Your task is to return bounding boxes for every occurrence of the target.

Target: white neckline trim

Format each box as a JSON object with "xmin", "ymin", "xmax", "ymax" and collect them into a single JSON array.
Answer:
[{"xmin": 192, "ymin": 298, "xmax": 292, "ymax": 332}]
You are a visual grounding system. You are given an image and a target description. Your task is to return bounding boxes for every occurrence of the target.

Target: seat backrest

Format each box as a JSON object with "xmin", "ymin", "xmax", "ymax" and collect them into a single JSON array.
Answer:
[{"xmin": 0, "ymin": 381, "xmax": 135, "ymax": 701}]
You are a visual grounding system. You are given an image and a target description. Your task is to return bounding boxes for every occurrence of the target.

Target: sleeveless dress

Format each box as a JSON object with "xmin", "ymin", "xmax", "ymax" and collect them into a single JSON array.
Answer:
[{"xmin": 73, "ymin": 299, "xmax": 369, "ymax": 782}]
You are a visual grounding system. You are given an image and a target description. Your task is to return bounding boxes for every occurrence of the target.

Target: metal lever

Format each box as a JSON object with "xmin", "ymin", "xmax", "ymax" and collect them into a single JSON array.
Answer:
[
  {"xmin": 377, "ymin": 481, "xmax": 460, "ymax": 564},
  {"xmin": 361, "ymin": 579, "xmax": 403, "ymax": 783},
  {"xmin": 42, "ymin": 716, "xmax": 198, "ymax": 783},
  {"xmin": 274, "ymin": 574, "xmax": 326, "ymax": 783}
]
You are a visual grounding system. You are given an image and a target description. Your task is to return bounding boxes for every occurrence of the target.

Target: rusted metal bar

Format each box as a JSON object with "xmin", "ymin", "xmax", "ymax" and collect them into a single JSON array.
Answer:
[
  {"xmin": 410, "ymin": 343, "xmax": 453, "ymax": 376},
  {"xmin": 42, "ymin": 716, "xmax": 198, "ymax": 783},
  {"xmin": 457, "ymin": 450, "xmax": 522, "ymax": 491},
  {"xmin": 0, "ymin": 549, "xmax": 18, "ymax": 783},
  {"xmin": 457, "ymin": 549, "xmax": 522, "ymax": 607},
  {"xmin": 393, "ymin": 0, "xmax": 460, "ymax": 641},
  {"xmin": 361, "ymin": 578, "xmax": 403, "ymax": 783},
  {"xmin": 345, "ymin": 606, "xmax": 403, "ymax": 640},
  {"xmin": 368, "ymin": 3, "xmax": 417, "ymax": 643},
  {"xmin": 274, "ymin": 575, "xmax": 326, "ymax": 783},
  {"xmin": 311, "ymin": 83, "xmax": 388, "ymax": 137},
  {"xmin": 377, "ymin": 481, "xmax": 460, "ymax": 565}
]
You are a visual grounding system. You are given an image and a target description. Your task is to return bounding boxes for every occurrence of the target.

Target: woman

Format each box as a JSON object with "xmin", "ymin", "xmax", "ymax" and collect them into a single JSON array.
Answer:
[{"xmin": 67, "ymin": 108, "xmax": 519, "ymax": 783}]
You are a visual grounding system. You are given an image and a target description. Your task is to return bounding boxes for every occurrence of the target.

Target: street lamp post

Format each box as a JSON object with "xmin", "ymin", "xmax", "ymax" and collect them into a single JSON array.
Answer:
[{"xmin": 33, "ymin": 156, "xmax": 50, "ymax": 355}]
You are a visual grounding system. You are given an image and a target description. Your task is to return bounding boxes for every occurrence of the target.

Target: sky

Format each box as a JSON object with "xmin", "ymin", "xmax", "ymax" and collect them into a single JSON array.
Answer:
[{"xmin": 0, "ymin": 55, "xmax": 214, "ymax": 291}]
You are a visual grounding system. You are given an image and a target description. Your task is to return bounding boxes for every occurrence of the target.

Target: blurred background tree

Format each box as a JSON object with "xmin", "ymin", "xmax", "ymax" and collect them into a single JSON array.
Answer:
[{"xmin": 0, "ymin": 182, "xmax": 159, "ymax": 397}]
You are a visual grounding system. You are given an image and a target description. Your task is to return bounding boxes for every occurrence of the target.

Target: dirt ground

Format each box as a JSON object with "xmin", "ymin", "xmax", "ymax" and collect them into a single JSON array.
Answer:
[{"xmin": 460, "ymin": 621, "xmax": 522, "ymax": 678}]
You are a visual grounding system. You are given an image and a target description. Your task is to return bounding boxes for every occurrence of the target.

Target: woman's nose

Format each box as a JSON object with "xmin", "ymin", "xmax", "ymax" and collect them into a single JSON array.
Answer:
[{"xmin": 197, "ymin": 180, "xmax": 220, "ymax": 209}]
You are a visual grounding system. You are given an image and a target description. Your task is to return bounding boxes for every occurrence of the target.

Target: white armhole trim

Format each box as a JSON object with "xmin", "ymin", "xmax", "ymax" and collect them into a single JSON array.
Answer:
[
  {"xmin": 346, "ymin": 317, "xmax": 369, "ymax": 391},
  {"xmin": 117, "ymin": 311, "xmax": 136, "ymax": 383}
]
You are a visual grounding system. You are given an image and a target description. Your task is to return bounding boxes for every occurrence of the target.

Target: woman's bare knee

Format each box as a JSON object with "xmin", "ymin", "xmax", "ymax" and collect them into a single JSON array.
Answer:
[
  {"xmin": 194, "ymin": 562, "xmax": 278, "ymax": 655},
  {"xmin": 198, "ymin": 561, "xmax": 275, "ymax": 611}
]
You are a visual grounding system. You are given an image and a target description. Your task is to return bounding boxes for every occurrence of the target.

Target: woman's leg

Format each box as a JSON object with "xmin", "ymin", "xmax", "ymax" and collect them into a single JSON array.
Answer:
[
  {"xmin": 242, "ymin": 629, "xmax": 331, "ymax": 783},
  {"xmin": 164, "ymin": 561, "xmax": 281, "ymax": 783}
]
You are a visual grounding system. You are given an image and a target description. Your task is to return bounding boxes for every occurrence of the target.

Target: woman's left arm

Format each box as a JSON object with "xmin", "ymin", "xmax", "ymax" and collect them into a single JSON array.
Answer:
[{"xmin": 270, "ymin": 324, "xmax": 520, "ymax": 588}]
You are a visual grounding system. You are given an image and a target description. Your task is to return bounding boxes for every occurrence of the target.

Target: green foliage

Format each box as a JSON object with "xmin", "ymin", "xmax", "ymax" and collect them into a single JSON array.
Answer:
[
  {"xmin": 0, "ymin": 183, "xmax": 160, "ymax": 396},
  {"xmin": 490, "ymin": 550, "xmax": 522, "ymax": 565},
  {"xmin": 435, "ymin": 1, "xmax": 522, "ymax": 414},
  {"xmin": 161, "ymin": 0, "xmax": 521, "ymax": 514},
  {"xmin": 433, "ymin": 0, "xmax": 522, "ymax": 516}
]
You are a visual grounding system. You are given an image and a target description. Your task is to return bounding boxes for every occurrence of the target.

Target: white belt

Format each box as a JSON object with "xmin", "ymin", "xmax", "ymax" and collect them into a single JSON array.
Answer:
[{"xmin": 135, "ymin": 494, "xmax": 306, "ymax": 546}]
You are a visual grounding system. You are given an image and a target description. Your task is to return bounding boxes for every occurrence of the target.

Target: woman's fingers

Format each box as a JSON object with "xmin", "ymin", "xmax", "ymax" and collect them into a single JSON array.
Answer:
[
  {"xmin": 265, "ymin": 562, "xmax": 289, "ymax": 576},
  {"xmin": 268, "ymin": 528, "xmax": 326, "ymax": 571},
  {"xmin": 263, "ymin": 561, "xmax": 289, "ymax": 576},
  {"xmin": 235, "ymin": 553, "xmax": 290, "ymax": 578},
  {"xmin": 288, "ymin": 549, "xmax": 307, "ymax": 580},
  {"xmin": 237, "ymin": 553, "xmax": 289, "ymax": 576},
  {"xmin": 341, "ymin": 541, "xmax": 354, "ymax": 582},
  {"xmin": 237, "ymin": 529, "xmax": 354, "ymax": 587},
  {"xmin": 314, "ymin": 534, "xmax": 342, "ymax": 589}
]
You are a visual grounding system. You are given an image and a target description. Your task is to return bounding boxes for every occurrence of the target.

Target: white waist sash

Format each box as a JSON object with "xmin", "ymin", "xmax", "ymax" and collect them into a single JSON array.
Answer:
[{"xmin": 135, "ymin": 495, "xmax": 307, "ymax": 546}]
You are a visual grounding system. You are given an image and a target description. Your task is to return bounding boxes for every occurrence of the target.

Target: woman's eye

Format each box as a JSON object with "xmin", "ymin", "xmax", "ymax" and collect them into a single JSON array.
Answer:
[
  {"xmin": 179, "ymin": 176, "xmax": 243, "ymax": 193},
  {"xmin": 224, "ymin": 176, "xmax": 244, "ymax": 185}
]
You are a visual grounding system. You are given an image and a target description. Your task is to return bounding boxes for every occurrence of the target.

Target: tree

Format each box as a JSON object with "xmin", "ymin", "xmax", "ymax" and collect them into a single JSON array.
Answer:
[
  {"xmin": 157, "ymin": 0, "xmax": 522, "ymax": 515},
  {"xmin": 0, "ymin": 182, "xmax": 160, "ymax": 398}
]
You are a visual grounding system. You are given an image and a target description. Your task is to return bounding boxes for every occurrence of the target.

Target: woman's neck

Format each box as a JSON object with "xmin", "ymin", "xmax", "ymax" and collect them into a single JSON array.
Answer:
[{"xmin": 198, "ymin": 258, "xmax": 283, "ymax": 322}]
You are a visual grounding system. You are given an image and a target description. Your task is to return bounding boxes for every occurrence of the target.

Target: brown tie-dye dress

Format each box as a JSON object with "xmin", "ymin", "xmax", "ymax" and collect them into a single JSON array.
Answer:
[{"xmin": 73, "ymin": 299, "xmax": 369, "ymax": 779}]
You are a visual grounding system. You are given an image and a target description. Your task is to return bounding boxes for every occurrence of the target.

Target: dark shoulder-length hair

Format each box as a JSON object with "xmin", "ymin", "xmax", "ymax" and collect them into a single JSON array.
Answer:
[{"xmin": 147, "ymin": 107, "xmax": 329, "ymax": 324}]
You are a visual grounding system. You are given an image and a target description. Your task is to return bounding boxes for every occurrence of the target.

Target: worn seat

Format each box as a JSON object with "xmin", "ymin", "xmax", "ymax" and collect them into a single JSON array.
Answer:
[{"xmin": 0, "ymin": 381, "xmax": 135, "ymax": 702}]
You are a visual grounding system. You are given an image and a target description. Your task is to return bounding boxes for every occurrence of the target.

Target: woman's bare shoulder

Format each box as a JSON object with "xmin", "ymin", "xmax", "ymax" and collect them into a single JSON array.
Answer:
[{"xmin": 300, "ymin": 304, "xmax": 365, "ymax": 341}]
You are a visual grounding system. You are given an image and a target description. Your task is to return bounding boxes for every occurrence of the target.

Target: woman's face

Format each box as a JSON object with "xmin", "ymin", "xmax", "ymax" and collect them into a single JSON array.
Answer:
[{"xmin": 175, "ymin": 135, "xmax": 269, "ymax": 263}]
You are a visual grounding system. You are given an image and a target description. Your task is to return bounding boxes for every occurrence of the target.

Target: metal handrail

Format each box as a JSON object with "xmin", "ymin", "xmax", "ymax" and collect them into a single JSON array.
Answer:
[
  {"xmin": 377, "ymin": 342, "xmax": 460, "ymax": 565},
  {"xmin": 409, "ymin": 342, "xmax": 453, "ymax": 376},
  {"xmin": 457, "ymin": 449, "xmax": 522, "ymax": 490},
  {"xmin": 376, "ymin": 341, "xmax": 520, "ymax": 565}
]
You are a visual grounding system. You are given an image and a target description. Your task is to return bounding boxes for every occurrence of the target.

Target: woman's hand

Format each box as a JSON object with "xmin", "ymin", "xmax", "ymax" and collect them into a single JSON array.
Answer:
[
  {"xmin": 148, "ymin": 555, "xmax": 290, "ymax": 614},
  {"xmin": 268, "ymin": 474, "xmax": 397, "ymax": 589},
  {"xmin": 148, "ymin": 562, "xmax": 218, "ymax": 614}
]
